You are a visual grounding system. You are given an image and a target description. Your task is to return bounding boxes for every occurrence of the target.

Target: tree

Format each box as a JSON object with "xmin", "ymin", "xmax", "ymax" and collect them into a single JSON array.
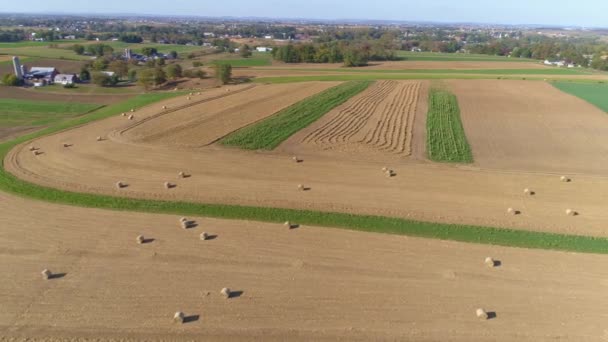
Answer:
[
  {"xmin": 343, "ymin": 47, "xmax": 368, "ymax": 67},
  {"xmin": 2, "ymin": 74, "xmax": 22, "ymax": 86},
  {"xmin": 141, "ymin": 47, "xmax": 158, "ymax": 57},
  {"xmin": 79, "ymin": 68, "xmax": 90, "ymax": 82},
  {"xmin": 91, "ymin": 72, "xmax": 118, "ymax": 87},
  {"xmin": 168, "ymin": 51, "xmax": 178, "ymax": 59},
  {"xmin": 72, "ymin": 44, "xmax": 85, "ymax": 55},
  {"xmin": 183, "ymin": 69, "xmax": 206, "ymax": 79},
  {"xmin": 214, "ymin": 64, "xmax": 232, "ymax": 84},
  {"xmin": 128, "ymin": 69, "xmax": 137, "ymax": 82},
  {"xmin": 92, "ymin": 58, "xmax": 109, "ymax": 71},
  {"xmin": 108, "ymin": 60, "xmax": 129, "ymax": 78},
  {"xmin": 137, "ymin": 67, "xmax": 167, "ymax": 89},
  {"xmin": 120, "ymin": 34, "xmax": 143, "ymax": 43},
  {"xmin": 86, "ymin": 44, "xmax": 114, "ymax": 57},
  {"xmin": 239, "ymin": 44, "xmax": 252, "ymax": 58},
  {"xmin": 165, "ymin": 64, "xmax": 183, "ymax": 79}
]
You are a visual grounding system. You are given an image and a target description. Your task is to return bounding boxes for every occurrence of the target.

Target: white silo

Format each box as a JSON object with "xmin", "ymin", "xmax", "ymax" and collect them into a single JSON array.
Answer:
[{"xmin": 12, "ymin": 56, "xmax": 23, "ymax": 79}]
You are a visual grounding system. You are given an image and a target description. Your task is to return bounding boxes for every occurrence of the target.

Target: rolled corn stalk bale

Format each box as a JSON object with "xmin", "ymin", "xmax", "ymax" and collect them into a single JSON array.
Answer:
[
  {"xmin": 507, "ymin": 207, "xmax": 516, "ymax": 215},
  {"xmin": 178, "ymin": 171, "xmax": 185, "ymax": 178},
  {"xmin": 164, "ymin": 181, "xmax": 172, "ymax": 189},
  {"xmin": 200, "ymin": 232, "xmax": 208, "ymax": 240},
  {"xmin": 523, "ymin": 188, "xmax": 532, "ymax": 195},
  {"xmin": 121, "ymin": 113, "xmax": 126, "ymax": 117},
  {"xmin": 566, "ymin": 209, "xmax": 576, "ymax": 216},
  {"xmin": 32, "ymin": 150, "xmax": 41, "ymax": 156},
  {"xmin": 128, "ymin": 115, "xmax": 134, "ymax": 120},
  {"xmin": 476, "ymin": 308, "xmax": 488, "ymax": 320},
  {"xmin": 130, "ymin": 109, "xmax": 135, "ymax": 113},
  {"xmin": 63, "ymin": 143, "xmax": 70, "ymax": 148},
  {"xmin": 136, "ymin": 235, "xmax": 145, "ymax": 244},
  {"xmin": 41, "ymin": 269, "xmax": 52, "ymax": 280},
  {"xmin": 173, "ymin": 311, "xmax": 184, "ymax": 324},
  {"xmin": 484, "ymin": 257, "xmax": 495, "ymax": 267},
  {"xmin": 560, "ymin": 176, "xmax": 570, "ymax": 182},
  {"xmin": 96, "ymin": 136, "xmax": 103, "ymax": 141},
  {"xmin": 284, "ymin": 221, "xmax": 291, "ymax": 228},
  {"xmin": 29, "ymin": 146, "xmax": 37, "ymax": 151},
  {"xmin": 115, "ymin": 181, "xmax": 125, "ymax": 189},
  {"xmin": 221, "ymin": 287, "xmax": 231, "ymax": 299},
  {"xmin": 297, "ymin": 184, "xmax": 304, "ymax": 191}
]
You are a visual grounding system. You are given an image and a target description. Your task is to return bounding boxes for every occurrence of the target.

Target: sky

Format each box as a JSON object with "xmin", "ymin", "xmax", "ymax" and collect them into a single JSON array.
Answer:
[{"xmin": 1, "ymin": 0, "xmax": 607, "ymax": 27}]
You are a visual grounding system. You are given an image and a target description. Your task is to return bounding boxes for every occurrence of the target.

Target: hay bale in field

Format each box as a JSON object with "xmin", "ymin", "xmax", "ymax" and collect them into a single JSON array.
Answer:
[
  {"xmin": 121, "ymin": 113, "xmax": 126, "ymax": 117},
  {"xmin": 130, "ymin": 109, "xmax": 135, "ymax": 113},
  {"xmin": 29, "ymin": 146, "xmax": 37, "ymax": 151},
  {"xmin": 136, "ymin": 235, "xmax": 145, "ymax": 244},
  {"xmin": 298, "ymin": 184, "xmax": 304, "ymax": 191},
  {"xmin": 116, "ymin": 181, "xmax": 126, "ymax": 189},
  {"xmin": 189, "ymin": 92, "xmax": 193, "ymax": 96},
  {"xmin": 292, "ymin": 156, "xmax": 300, "ymax": 162},
  {"xmin": 128, "ymin": 115, "xmax": 134, "ymax": 120},
  {"xmin": 180, "ymin": 220, "xmax": 189, "ymax": 229},
  {"xmin": 200, "ymin": 232, "xmax": 209, "ymax": 240},
  {"xmin": 221, "ymin": 287, "xmax": 231, "ymax": 298},
  {"xmin": 284, "ymin": 221, "xmax": 291, "ymax": 228},
  {"xmin": 186, "ymin": 96, "xmax": 191, "ymax": 100},
  {"xmin": 566, "ymin": 209, "xmax": 577, "ymax": 216},
  {"xmin": 173, "ymin": 311, "xmax": 185, "ymax": 324},
  {"xmin": 164, "ymin": 182, "xmax": 171, "ymax": 189},
  {"xmin": 32, "ymin": 150, "xmax": 41, "ymax": 156},
  {"xmin": 162, "ymin": 105, "xmax": 167, "ymax": 110},
  {"xmin": 63, "ymin": 143, "xmax": 70, "ymax": 148},
  {"xmin": 41, "ymin": 269, "xmax": 52, "ymax": 280},
  {"xmin": 180, "ymin": 217, "xmax": 188, "ymax": 223},
  {"xmin": 476, "ymin": 308, "xmax": 488, "ymax": 320},
  {"xmin": 381, "ymin": 167, "xmax": 388, "ymax": 172},
  {"xmin": 197, "ymin": 92, "xmax": 201, "ymax": 95},
  {"xmin": 507, "ymin": 207, "xmax": 517, "ymax": 215},
  {"xmin": 523, "ymin": 188, "xmax": 533, "ymax": 195},
  {"xmin": 560, "ymin": 176, "xmax": 570, "ymax": 182},
  {"xmin": 385, "ymin": 170, "xmax": 395, "ymax": 177},
  {"xmin": 96, "ymin": 136, "xmax": 103, "ymax": 141},
  {"xmin": 485, "ymin": 257, "xmax": 495, "ymax": 267}
]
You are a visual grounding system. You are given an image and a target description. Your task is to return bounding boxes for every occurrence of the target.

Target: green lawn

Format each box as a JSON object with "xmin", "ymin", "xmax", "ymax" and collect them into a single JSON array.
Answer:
[
  {"xmin": 396, "ymin": 51, "xmax": 536, "ymax": 62},
  {"xmin": 0, "ymin": 98, "xmax": 103, "ymax": 127},
  {"xmin": 552, "ymin": 81, "xmax": 608, "ymax": 112},
  {"xmin": 2, "ymin": 90, "xmax": 608, "ymax": 254},
  {"xmin": 220, "ymin": 81, "xmax": 371, "ymax": 149},
  {"xmin": 426, "ymin": 87, "xmax": 473, "ymax": 163}
]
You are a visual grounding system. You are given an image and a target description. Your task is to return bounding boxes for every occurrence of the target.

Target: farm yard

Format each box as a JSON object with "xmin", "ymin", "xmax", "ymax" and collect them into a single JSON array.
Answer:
[{"xmin": 4, "ymin": 36, "xmax": 608, "ymax": 342}]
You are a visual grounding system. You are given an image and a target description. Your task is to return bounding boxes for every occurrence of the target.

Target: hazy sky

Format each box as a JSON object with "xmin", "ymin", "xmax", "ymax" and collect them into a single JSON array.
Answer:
[{"xmin": 1, "ymin": 0, "xmax": 607, "ymax": 27}]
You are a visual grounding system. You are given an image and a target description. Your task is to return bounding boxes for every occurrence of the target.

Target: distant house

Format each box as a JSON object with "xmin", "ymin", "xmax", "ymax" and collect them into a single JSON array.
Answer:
[
  {"xmin": 264, "ymin": 35, "xmax": 273, "ymax": 39},
  {"xmin": 256, "ymin": 47, "xmax": 272, "ymax": 52},
  {"xmin": 63, "ymin": 35, "xmax": 76, "ymax": 40},
  {"xmin": 54, "ymin": 74, "xmax": 78, "ymax": 85}
]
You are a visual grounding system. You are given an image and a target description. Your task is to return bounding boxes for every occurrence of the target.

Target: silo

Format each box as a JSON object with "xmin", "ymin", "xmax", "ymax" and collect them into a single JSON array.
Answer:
[{"xmin": 12, "ymin": 56, "xmax": 23, "ymax": 79}]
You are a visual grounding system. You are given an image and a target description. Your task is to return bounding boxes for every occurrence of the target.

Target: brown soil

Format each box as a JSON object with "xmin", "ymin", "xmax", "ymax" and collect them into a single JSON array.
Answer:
[
  {"xmin": 449, "ymin": 80, "xmax": 608, "ymax": 174},
  {"xmin": 0, "ymin": 86, "xmax": 133, "ymax": 105},
  {"xmin": 122, "ymin": 82, "xmax": 340, "ymax": 147},
  {"xmin": 283, "ymin": 80, "xmax": 423, "ymax": 158},
  {"xmin": 6, "ymin": 82, "xmax": 608, "ymax": 238},
  {"xmin": 261, "ymin": 60, "xmax": 550, "ymax": 70},
  {"xmin": 2, "ymin": 190, "xmax": 608, "ymax": 341},
  {"xmin": 0, "ymin": 126, "xmax": 41, "ymax": 143}
]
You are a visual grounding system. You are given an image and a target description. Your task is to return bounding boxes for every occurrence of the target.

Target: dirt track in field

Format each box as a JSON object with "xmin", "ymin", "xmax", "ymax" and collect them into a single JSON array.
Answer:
[
  {"xmin": 2, "ymin": 191, "xmax": 608, "ymax": 341},
  {"xmin": 6, "ymin": 80, "xmax": 608, "ymax": 238},
  {"xmin": 285, "ymin": 80, "xmax": 422, "ymax": 158},
  {"xmin": 122, "ymin": 82, "xmax": 340, "ymax": 147},
  {"xmin": 449, "ymin": 80, "xmax": 608, "ymax": 174}
]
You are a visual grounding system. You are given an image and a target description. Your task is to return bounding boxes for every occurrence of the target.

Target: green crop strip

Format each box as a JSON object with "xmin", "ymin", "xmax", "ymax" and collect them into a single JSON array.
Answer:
[
  {"xmin": 220, "ymin": 80, "xmax": 371, "ymax": 149},
  {"xmin": 552, "ymin": 81, "xmax": 608, "ymax": 113},
  {"xmin": 427, "ymin": 87, "xmax": 473, "ymax": 163},
  {"xmin": 2, "ymin": 90, "xmax": 608, "ymax": 254}
]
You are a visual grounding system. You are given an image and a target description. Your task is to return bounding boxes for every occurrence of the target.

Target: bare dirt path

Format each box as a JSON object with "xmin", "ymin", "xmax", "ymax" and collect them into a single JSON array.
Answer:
[{"xmin": 2, "ymin": 191, "xmax": 608, "ymax": 341}]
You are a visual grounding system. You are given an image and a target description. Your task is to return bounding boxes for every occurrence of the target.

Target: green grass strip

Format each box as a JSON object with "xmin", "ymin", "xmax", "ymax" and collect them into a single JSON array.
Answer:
[
  {"xmin": 2, "ymin": 90, "xmax": 608, "ymax": 254},
  {"xmin": 552, "ymin": 81, "xmax": 608, "ymax": 113},
  {"xmin": 220, "ymin": 80, "xmax": 371, "ymax": 149},
  {"xmin": 427, "ymin": 87, "xmax": 473, "ymax": 163},
  {"xmin": 255, "ymin": 67, "xmax": 587, "ymax": 75}
]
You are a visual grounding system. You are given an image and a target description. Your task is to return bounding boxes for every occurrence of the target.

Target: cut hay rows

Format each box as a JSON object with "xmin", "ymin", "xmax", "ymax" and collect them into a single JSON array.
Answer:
[
  {"xmin": 302, "ymin": 81, "xmax": 420, "ymax": 156},
  {"xmin": 426, "ymin": 88, "xmax": 473, "ymax": 163}
]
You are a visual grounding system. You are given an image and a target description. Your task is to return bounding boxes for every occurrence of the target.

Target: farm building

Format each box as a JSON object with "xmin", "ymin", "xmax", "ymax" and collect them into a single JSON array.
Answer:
[
  {"xmin": 54, "ymin": 74, "xmax": 78, "ymax": 85},
  {"xmin": 25, "ymin": 67, "xmax": 58, "ymax": 84},
  {"xmin": 256, "ymin": 47, "xmax": 273, "ymax": 52}
]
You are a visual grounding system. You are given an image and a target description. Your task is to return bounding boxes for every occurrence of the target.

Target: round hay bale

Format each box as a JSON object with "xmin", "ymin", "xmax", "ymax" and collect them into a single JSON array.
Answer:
[
  {"xmin": 136, "ymin": 235, "xmax": 145, "ymax": 244},
  {"xmin": 197, "ymin": 92, "xmax": 201, "ymax": 95},
  {"xmin": 63, "ymin": 143, "xmax": 70, "ymax": 148},
  {"xmin": 385, "ymin": 170, "xmax": 394, "ymax": 177},
  {"xmin": 189, "ymin": 92, "xmax": 193, "ymax": 96},
  {"xmin": 200, "ymin": 232, "xmax": 208, "ymax": 240},
  {"xmin": 523, "ymin": 188, "xmax": 532, "ymax": 195},
  {"xmin": 130, "ymin": 109, "xmax": 135, "ymax": 113},
  {"xmin": 484, "ymin": 257, "xmax": 495, "ymax": 267},
  {"xmin": 121, "ymin": 113, "xmax": 126, "ymax": 117},
  {"xmin": 173, "ymin": 311, "xmax": 184, "ymax": 323},
  {"xmin": 29, "ymin": 146, "xmax": 36, "ymax": 151},
  {"xmin": 115, "ymin": 181, "xmax": 125, "ymax": 189},
  {"xmin": 560, "ymin": 176, "xmax": 570, "ymax": 182},
  {"xmin": 180, "ymin": 220, "xmax": 189, "ymax": 229},
  {"xmin": 476, "ymin": 308, "xmax": 488, "ymax": 320},
  {"xmin": 96, "ymin": 136, "xmax": 103, "ymax": 141},
  {"xmin": 180, "ymin": 217, "xmax": 188, "ymax": 223},
  {"xmin": 178, "ymin": 171, "xmax": 185, "ymax": 178},
  {"xmin": 381, "ymin": 167, "xmax": 388, "ymax": 172},
  {"xmin": 292, "ymin": 156, "xmax": 299, "ymax": 162},
  {"xmin": 164, "ymin": 181, "xmax": 171, "ymax": 189},
  {"xmin": 32, "ymin": 150, "xmax": 40, "ymax": 156},
  {"xmin": 128, "ymin": 115, "xmax": 134, "ymax": 120},
  {"xmin": 284, "ymin": 221, "xmax": 291, "ymax": 228},
  {"xmin": 162, "ymin": 105, "xmax": 167, "ymax": 110},
  {"xmin": 297, "ymin": 184, "xmax": 304, "ymax": 191},
  {"xmin": 186, "ymin": 97, "xmax": 191, "ymax": 100},
  {"xmin": 221, "ymin": 287, "xmax": 231, "ymax": 298},
  {"xmin": 41, "ymin": 269, "xmax": 52, "ymax": 280},
  {"xmin": 566, "ymin": 209, "xmax": 576, "ymax": 216},
  {"xmin": 507, "ymin": 207, "xmax": 516, "ymax": 215}
]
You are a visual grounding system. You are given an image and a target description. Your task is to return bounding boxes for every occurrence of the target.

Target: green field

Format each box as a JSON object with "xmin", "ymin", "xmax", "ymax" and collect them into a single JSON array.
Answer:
[
  {"xmin": 2, "ymin": 91, "xmax": 608, "ymax": 254},
  {"xmin": 220, "ymin": 81, "xmax": 371, "ymax": 149},
  {"xmin": 552, "ymin": 81, "xmax": 608, "ymax": 112},
  {"xmin": 102, "ymin": 41, "xmax": 206, "ymax": 55},
  {"xmin": 255, "ymin": 67, "xmax": 587, "ymax": 75},
  {"xmin": 0, "ymin": 98, "xmax": 103, "ymax": 127},
  {"xmin": 0, "ymin": 46, "xmax": 91, "ymax": 61},
  {"xmin": 396, "ymin": 51, "xmax": 536, "ymax": 62},
  {"xmin": 426, "ymin": 87, "xmax": 473, "ymax": 163},
  {"xmin": 32, "ymin": 83, "xmax": 143, "ymax": 95},
  {"xmin": 0, "ymin": 40, "xmax": 86, "ymax": 48}
]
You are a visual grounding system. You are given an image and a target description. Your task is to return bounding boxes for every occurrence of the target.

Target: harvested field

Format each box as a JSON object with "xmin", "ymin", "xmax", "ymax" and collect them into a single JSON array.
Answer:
[
  {"xmin": 449, "ymin": 80, "xmax": 608, "ymax": 173},
  {"xmin": 123, "ymin": 82, "xmax": 340, "ymax": 147},
  {"xmin": 2, "ymin": 191, "xmax": 608, "ymax": 341},
  {"xmin": 295, "ymin": 80, "xmax": 422, "ymax": 156},
  {"xmin": 265, "ymin": 60, "xmax": 550, "ymax": 70}
]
